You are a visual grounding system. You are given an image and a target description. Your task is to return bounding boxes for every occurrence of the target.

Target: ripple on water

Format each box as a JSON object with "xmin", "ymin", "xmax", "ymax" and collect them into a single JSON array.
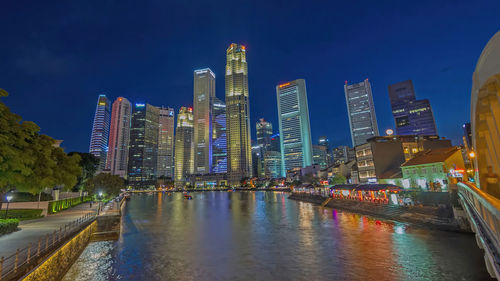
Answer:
[{"xmin": 62, "ymin": 241, "xmax": 119, "ymax": 281}]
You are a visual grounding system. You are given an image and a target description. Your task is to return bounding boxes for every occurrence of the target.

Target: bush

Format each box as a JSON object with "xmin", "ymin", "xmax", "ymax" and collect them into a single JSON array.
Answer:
[
  {"xmin": 10, "ymin": 192, "xmax": 53, "ymax": 202},
  {"xmin": 0, "ymin": 219, "xmax": 19, "ymax": 235},
  {"xmin": 3, "ymin": 209, "xmax": 43, "ymax": 221},
  {"xmin": 48, "ymin": 196, "xmax": 92, "ymax": 214}
]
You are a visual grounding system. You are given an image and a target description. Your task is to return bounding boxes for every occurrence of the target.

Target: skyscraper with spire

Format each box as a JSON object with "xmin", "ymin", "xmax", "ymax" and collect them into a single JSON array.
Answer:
[
  {"xmin": 193, "ymin": 68, "xmax": 216, "ymax": 174},
  {"xmin": 89, "ymin": 94, "xmax": 111, "ymax": 171},
  {"xmin": 225, "ymin": 43, "xmax": 252, "ymax": 183},
  {"xmin": 106, "ymin": 97, "xmax": 131, "ymax": 178}
]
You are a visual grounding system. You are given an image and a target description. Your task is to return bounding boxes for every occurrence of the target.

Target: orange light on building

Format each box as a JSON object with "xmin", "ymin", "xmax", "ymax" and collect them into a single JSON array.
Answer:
[
  {"xmin": 241, "ymin": 45, "xmax": 246, "ymax": 50},
  {"xmin": 279, "ymin": 82, "xmax": 291, "ymax": 88},
  {"xmin": 118, "ymin": 97, "xmax": 123, "ymax": 101}
]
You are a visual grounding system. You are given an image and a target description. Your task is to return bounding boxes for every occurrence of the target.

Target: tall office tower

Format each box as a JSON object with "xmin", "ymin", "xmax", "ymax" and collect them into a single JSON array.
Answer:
[
  {"xmin": 212, "ymin": 97, "xmax": 227, "ymax": 173},
  {"xmin": 263, "ymin": 151, "xmax": 282, "ymax": 179},
  {"xmin": 174, "ymin": 107, "xmax": 194, "ymax": 185},
  {"xmin": 127, "ymin": 103, "xmax": 160, "ymax": 188},
  {"xmin": 312, "ymin": 145, "xmax": 328, "ymax": 169},
  {"xmin": 276, "ymin": 79, "xmax": 313, "ymax": 176},
  {"xmin": 318, "ymin": 136, "xmax": 331, "ymax": 164},
  {"xmin": 256, "ymin": 118, "xmax": 273, "ymax": 151},
  {"xmin": 89, "ymin": 94, "xmax": 111, "ymax": 171},
  {"xmin": 252, "ymin": 143, "xmax": 265, "ymax": 178},
  {"xmin": 193, "ymin": 68, "xmax": 216, "ymax": 174},
  {"xmin": 270, "ymin": 133, "xmax": 281, "ymax": 152},
  {"xmin": 388, "ymin": 80, "xmax": 438, "ymax": 136},
  {"xmin": 105, "ymin": 97, "xmax": 131, "ymax": 178},
  {"xmin": 225, "ymin": 43, "xmax": 252, "ymax": 183},
  {"xmin": 157, "ymin": 107, "xmax": 175, "ymax": 179},
  {"xmin": 344, "ymin": 79, "xmax": 379, "ymax": 147}
]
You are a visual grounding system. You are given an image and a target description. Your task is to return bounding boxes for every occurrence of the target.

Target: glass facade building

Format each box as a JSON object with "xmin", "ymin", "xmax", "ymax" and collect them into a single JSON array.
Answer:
[
  {"xmin": 344, "ymin": 79, "xmax": 379, "ymax": 147},
  {"xmin": 193, "ymin": 68, "xmax": 216, "ymax": 174},
  {"xmin": 212, "ymin": 97, "xmax": 227, "ymax": 173},
  {"xmin": 106, "ymin": 97, "xmax": 131, "ymax": 178},
  {"xmin": 89, "ymin": 94, "xmax": 111, "ymax": 171},
  {"xmin": 157, "ymin": 107, "xmax": 175, "ymax": 179},
  {"xmin": 256, "ymin": 118, "xmax": 273, "ymax": 151},
  {"xmin": 388, "ymin": 80, "xmax": 437, "ymax": 136},
  {"xmin": 127, "ymin": 103, "xmax": 160, "ymax": 188},
  {"xmin": 276, "ymin": 79, "xmax": 313, "ymax": 176},
  {"xmin": 225, "ymin": 43, "xmax": 252, "ymax": 183}
]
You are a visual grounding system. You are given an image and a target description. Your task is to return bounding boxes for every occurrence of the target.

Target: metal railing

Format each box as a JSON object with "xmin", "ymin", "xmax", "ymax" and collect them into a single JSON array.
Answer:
[
  {"xmin": 457, "ymin": 182, "xmax": 500, "ymax": 279},
  {"xmin": 0, "ymin": 212, "xmax": 96, "ymax": 280}
]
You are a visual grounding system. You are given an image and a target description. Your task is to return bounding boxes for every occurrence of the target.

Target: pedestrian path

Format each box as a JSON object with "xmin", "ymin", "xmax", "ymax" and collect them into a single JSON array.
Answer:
[{"xmin": 0, "ymin": 203, "xmax": 98, "ymax": 258}]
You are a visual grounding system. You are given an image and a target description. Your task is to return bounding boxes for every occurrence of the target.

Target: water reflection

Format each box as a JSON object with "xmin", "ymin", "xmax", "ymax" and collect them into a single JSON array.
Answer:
[{"xmin": 64, "ymin": 192, "xmax": 490, "ymax": 281}]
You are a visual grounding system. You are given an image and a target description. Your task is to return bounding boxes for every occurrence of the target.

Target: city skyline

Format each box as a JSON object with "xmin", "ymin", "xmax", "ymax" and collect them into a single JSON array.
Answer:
[{"xmin": 2, "ymin": 2, "xmax": 499, "ymax": 153}]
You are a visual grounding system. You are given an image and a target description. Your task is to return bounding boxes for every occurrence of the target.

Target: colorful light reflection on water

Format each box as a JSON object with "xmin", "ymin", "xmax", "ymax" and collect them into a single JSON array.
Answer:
[{"xmin": 63, "ymin": 192, "xmax": 490, "ymax": 281}]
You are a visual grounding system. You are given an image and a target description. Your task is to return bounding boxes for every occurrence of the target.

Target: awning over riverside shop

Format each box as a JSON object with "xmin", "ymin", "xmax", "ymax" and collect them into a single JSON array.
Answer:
[{"xmin": 330, "ymin": 184, "xmax": 404, "ymax": 205}]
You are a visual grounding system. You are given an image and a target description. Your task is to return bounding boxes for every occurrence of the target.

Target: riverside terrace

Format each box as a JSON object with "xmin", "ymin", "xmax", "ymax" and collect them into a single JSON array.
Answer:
[{"xmin": 293, "ymin": 184, "xmax": 409, "ymax": 205}]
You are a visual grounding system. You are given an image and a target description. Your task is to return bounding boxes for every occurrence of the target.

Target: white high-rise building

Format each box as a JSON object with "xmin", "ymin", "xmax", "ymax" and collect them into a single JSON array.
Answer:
[
  {"xmin": 344, "ymin": 79, "xmax": 379, "ymax": 147},
  {"xmin": 157, "ymin": 107, "xmax": 175, "ymax": 179}
]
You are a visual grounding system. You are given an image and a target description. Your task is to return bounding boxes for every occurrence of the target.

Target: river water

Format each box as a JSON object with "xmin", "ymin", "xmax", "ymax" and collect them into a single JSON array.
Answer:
[{"xmin": 63, "ymin": 192, "xmax": 491, "ymax": 281}]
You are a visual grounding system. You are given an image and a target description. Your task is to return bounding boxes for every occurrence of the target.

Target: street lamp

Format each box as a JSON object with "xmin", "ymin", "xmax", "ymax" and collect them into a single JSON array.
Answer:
[
  {"xmin": 4, "ymin": 195, "xmax": 13, "ymax": 219},
  {"xmin": 468, "ymin": 150, "xmax": 476, "ymax": 181},
  {"xmin": 97, "ymin": 192, "xmax": 103, "ymax": 215}
]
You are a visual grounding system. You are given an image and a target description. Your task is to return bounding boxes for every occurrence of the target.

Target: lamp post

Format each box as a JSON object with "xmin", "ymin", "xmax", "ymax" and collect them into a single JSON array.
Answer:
[
  {"xmin": 4, "ymin": 195, "xmax": 13, "ymax": 219},
  {"xmin": 97, "ymin": 192, "xmax": 103, "ymax": 215},
  {"xmin": 469, "ymin": 150, "xmax": 476, "ymax": 181}
]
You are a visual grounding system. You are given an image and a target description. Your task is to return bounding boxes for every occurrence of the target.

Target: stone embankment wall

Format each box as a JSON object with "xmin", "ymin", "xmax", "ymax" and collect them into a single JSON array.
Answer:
[
  {"xmin": 22, "ymin": 221, "xmax": 97, "ymax": 281},
  {"xmin": 289, "ymin": 193, "xmax": 466, "ymax": 232}
]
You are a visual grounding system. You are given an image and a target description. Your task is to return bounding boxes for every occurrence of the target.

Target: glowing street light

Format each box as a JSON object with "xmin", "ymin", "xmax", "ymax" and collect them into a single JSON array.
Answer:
[
  {"xmin": 469, "ymin": 151, "xmax": 476, "ymax": 158},
  {"xmin": 386, "ymin": 129, "xmax": 394, "ymax": 136},
  {"xmin": 4, "ymin": 194, "xmax": 13, "ymax": 219}
]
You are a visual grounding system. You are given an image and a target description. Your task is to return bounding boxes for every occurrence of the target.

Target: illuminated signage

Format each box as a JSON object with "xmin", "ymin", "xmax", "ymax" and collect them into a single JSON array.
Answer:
[
  {"xmin": 279, "ymin": 82, "xmax": 291, "ymax": 88},
  {"xmin": 99, "ymin": 102, "xmax": 105, "ymax": 106},
  {"xmin": 135, "ymin": 103, "xmax": 145, "ymax": 107}
]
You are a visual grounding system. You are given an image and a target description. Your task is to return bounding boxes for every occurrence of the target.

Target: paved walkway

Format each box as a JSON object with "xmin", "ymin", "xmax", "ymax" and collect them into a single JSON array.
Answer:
[{"xmin": 0, "ymin": 203, "xmax": 98, "ymax": 258}]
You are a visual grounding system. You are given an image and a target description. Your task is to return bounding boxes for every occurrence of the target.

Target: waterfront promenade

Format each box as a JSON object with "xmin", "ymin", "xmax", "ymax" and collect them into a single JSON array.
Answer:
[{"xmin": 0, "ymin": 203, "xmax": 97, "ymax": 258}]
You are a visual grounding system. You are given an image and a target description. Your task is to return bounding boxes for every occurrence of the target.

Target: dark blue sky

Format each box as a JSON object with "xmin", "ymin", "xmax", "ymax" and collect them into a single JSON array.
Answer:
[{"xmin": 1, "ymin": 1, "xmax": 499, "ymax": 152}]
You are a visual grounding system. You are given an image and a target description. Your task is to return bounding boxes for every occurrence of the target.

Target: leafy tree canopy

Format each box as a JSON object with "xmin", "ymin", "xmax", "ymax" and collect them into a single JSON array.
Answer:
[{"xmin": 85, "ymin": 173, "xmax": 125, "ymax": 197}]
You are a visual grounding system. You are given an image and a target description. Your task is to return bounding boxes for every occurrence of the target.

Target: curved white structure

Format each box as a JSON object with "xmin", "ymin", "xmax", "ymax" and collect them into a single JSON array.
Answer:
[{"xmin": 472, "ymin": 30, "xmax": 500, "ymax": 186}]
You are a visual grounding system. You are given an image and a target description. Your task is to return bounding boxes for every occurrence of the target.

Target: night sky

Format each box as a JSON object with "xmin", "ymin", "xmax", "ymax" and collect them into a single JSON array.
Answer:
[{"xmin": 1, "ymin": 1, "xmax": 499, "ymax": 152}]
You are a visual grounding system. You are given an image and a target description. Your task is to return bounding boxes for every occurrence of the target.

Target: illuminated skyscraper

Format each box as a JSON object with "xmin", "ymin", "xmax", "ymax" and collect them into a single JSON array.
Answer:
[
  {"xmin": 193, "ymin": 68, "xmax": 216, "ymax": 174},
  {"xmin": 174, "ymin": 107, "xmax": 194, "ymax": 185},
  {"xmin": 157, "ymin": 107, "xmax": 175, "ymax": 178},
  {"xmin": 225, "ymin": 43, "xmax": 252, "ymax": 183},
  {"xmin": 256, "ymin": 118, "xmax": 273, "ymax": 151},
  {"xmin": 212, "ymin": 97, "xmax": 227, "ymax": 173},
  {"xmin": 89, "ymin": 94, "xmax": 111, "ymax": 171},
  {"xmin": 276, "ymin": 79, "xmax": 313, "ymax": 176},
  {"xmin": 127, "ymin": 103, "xmax": 160, "ymax": 188},
  {"xmin": 344, "ymin": 80, "xmax": 379, "ymax": 147},
  {"xmin": 106, "ymin": 97, "xmax": 131, "ymax": 178},
  {"xmin": 388, "ymin": 80, "xmax": 437, "ymax": 136}
]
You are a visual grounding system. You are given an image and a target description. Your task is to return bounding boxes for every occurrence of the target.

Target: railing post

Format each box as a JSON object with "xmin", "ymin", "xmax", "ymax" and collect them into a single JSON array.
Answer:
[
  {"xmin": 14, "ymin": 249, "xmax": 19, "ymax": 272},
  {"xmin": 45, "ymin": 234, "xmax": 49, "ymax": 250},
  {"xmin": 0, "ymin": 256, "xmax": 4, "ymax": 279},
  {"xmin": 59, "ymin": 227, "xmax": 62, "ymax": 241},
  {"xmin": 52, "ymin": 230, "xmax": 56, "ymax": 245},
  {"xmin": 37, "ymin": 238, "xmax": 41, "ymax": 257},
  {"xmin": 27, "ymin": 242, "xmax": 32, "ymax": 264}
]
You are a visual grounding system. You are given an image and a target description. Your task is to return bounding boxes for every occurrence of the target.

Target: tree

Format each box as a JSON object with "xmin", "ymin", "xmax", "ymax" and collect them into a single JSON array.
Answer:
[
  {"xmin": 331, "ymin": 174, "xmax": 347, "ymax": 185},
  {"xmin": 0, "ymin": 90, "xmax": 82, "ymax": 209},
  {"xmin": 68, "ymin": 152, "xmax": 99, "ymax": 191},
  {"xmin": 0, "ymin": 89, "xmax": 40, "ymax": 209},
  {"xmin": 85, "ymin": 173, "xmax": 125, "ymax": 197}
]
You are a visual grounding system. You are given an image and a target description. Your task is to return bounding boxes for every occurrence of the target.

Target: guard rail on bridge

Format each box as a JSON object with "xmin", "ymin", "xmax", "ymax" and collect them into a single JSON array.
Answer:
[{"xmin": 457, "ymin": 182, "xmax": 500, "ymax": 279}]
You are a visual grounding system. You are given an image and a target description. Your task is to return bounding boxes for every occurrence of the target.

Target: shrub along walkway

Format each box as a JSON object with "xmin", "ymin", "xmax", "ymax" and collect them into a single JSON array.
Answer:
[{"xmin": 0, "ymin": 203, "xmax": 98, "ymax": 259}]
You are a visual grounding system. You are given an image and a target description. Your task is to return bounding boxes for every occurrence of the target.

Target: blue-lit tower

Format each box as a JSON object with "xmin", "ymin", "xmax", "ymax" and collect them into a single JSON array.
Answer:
[{"xmin": 89, "ymin": 94, "xmax": 111, "ymax": 171}]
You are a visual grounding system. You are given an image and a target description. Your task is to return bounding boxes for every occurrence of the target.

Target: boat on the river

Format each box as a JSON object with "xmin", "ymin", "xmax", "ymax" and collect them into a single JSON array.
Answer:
[{"xmin": 183, "ymin": 193, "xmax": 193, "ymax": 200}]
